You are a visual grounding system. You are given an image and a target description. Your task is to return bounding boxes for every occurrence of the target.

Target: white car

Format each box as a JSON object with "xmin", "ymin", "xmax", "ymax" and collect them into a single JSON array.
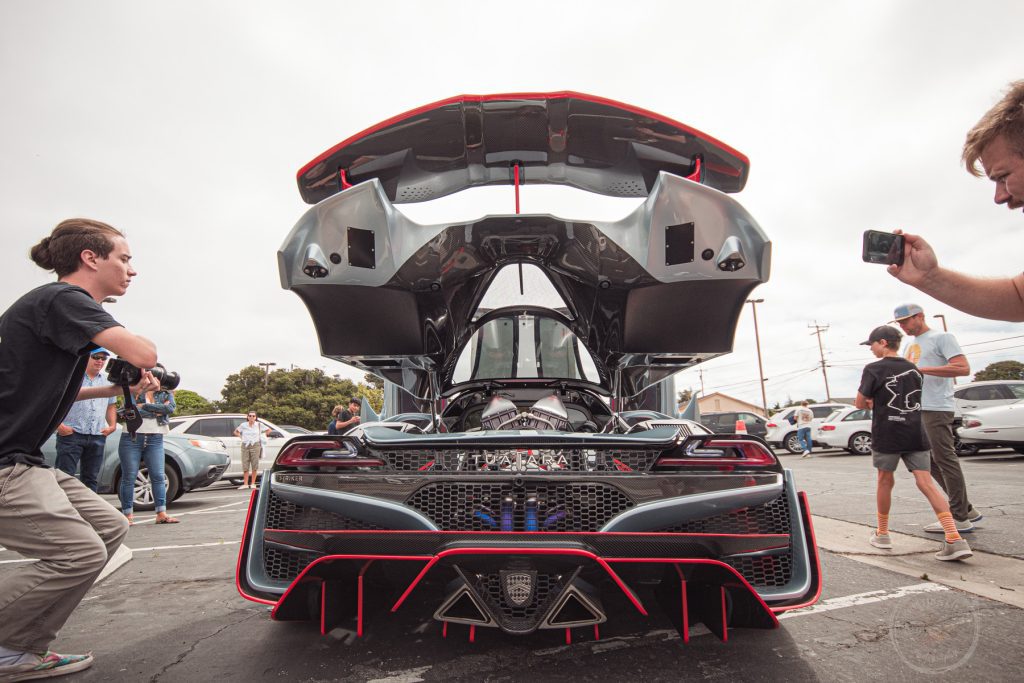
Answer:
[
  {"xmin": 815, "ymin": 406, "xmax": 873, "ymax": 455},
  {"xmin": 764, "ymin": 402, "xmax": 851, "ymax": 453},
  {"xmin": 953, "ymin": 380, "xmax": 1024, "ymax": 417},
  {"xmin": 957, "ymin": 401, "xmax": 1024, "ymax": 454},
  {"xmin": 167, "ymin": 414, "xmax": 293, "ymax": 483}
]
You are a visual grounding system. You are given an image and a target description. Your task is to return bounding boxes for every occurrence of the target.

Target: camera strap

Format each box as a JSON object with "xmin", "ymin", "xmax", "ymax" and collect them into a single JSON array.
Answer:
[{"xmin": 121, "ymin": 385, "xmax": 143, "ymax": 437}]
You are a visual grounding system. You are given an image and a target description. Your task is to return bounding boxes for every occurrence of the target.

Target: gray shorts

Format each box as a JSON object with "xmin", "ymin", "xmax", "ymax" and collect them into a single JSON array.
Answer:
[
  {"xmin": 872, "ymin": 449, "xmax": 931, "ymax": 472},
  {"xmin": 240, "ymin": 442, "xmax": 262, "ymax": 472}
]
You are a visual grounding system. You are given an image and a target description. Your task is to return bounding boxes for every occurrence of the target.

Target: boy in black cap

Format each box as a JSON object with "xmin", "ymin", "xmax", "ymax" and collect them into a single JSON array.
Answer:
[{"xmin": 855, "ymin": 325, "xmax": 972, "ymax": 561}]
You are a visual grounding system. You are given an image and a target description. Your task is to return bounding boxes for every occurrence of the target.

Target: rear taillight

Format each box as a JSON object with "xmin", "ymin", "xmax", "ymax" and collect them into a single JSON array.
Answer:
[
  {"xmin": 962, "ymin": 418, "xmax": 982, "ymax": 429},
  {"xmin": 275, "ymin": 439, "xmax": 383, "ymax": 468},
  {"xmin": 655, "ymin": 437, "xmax": 777, "ymax": 468},
  {"xmin": 820, "ymin": 425, "xmax": 836, "ymax": 431},
  {"xmin": 766, "ymin": 422, "xmax": 777, "ymax": 428}
]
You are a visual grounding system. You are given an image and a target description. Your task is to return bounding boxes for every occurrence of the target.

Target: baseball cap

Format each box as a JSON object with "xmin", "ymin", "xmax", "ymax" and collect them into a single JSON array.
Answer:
[
  {"xmin": 90, "ymin": 347, "xmax": 109, "ymax": 358},
  {"xmin": 891, "ymin": 303, "xmax": 923, "ymax": 322},
  {"xmin": 860, "ymin": 325, "xmax": 902, "ymax": 346}
]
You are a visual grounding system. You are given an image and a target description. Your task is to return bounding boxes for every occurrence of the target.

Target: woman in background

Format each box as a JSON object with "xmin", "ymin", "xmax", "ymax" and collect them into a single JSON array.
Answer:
[{"xmin": 118, "ymin": 388, "xmax": 179, "ymax": 524}]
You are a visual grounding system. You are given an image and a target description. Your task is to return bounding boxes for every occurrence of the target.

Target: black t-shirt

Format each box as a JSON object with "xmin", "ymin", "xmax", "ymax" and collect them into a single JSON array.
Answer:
[
  {"xmin": 858, "ymin": 356, "xmax": 929, "ymax": 453},
  {"xmin": 0, "ymin": 282, "xmax": 120, "ymax": 467}
]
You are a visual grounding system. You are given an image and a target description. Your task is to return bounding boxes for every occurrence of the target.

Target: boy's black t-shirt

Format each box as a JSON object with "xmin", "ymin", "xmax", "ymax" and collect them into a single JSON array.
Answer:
[
  {"xmin": 858, "ymin": 355, "xmax": 929, "ymax": 453},
  {"xmin": 0, "ymin": 282, "xmax": 120, "ymax": 467}
]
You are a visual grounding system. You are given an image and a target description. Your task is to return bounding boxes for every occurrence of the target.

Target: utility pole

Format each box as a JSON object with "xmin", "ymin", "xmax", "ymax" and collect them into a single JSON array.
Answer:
[
  {"xmin": 258, "ymin": 362, "xmax": 277, "ymax": 387},
  {"xmin": 746, "ymin": 298, "xmax": 769, "ymax": 417},
  {"xmin": 698, "ymin": 367, "xmax": 706, "ymax": 395},
  {"xmin": 808, "ymin": 323, "xmax": 832, "ymax": 401}
]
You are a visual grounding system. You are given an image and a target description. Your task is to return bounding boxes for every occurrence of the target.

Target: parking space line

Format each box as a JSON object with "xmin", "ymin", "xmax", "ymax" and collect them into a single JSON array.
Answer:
[
  {"xmin": 131, "ymin": 540, "xmax": 240, "ymax": 553},
  {"xmin": 777, "ymin": 582, "xmax": 948, "ymax": 619}
]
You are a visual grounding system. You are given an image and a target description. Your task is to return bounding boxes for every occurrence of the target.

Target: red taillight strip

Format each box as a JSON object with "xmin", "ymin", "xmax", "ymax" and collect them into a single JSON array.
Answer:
[
  {"xmin": 657, "ymin": 439, "xmax": 777, "ymax": 467},
  {"xmin": 236, "ymin": 488, "xmax": 276, "ymax": 606}
]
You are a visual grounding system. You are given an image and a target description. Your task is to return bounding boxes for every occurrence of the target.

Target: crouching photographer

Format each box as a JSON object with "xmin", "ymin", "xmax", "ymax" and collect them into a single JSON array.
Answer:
[
  {"xmin": 109, "ymin": 360, "xmax": 181, "ymax": 526},
  {"xmin": 0, "ymin": 218, "xmax": 158, "ymax": 679}
]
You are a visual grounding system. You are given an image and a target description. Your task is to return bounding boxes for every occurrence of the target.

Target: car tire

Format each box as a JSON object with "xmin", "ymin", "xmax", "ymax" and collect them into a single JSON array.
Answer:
[
  {"xmin": 116, "ymin": 462, "xmax": 181, "ymax": 511},
  {"xmin": 954, "ymin": 438, "xmax": 979, "ymax": 457},
  {"xmin": 1014, "ymin": 447, "xmax": 1024, "ymax": 455},
  {"xmin": 784, "ymin": 432, "xmax": 802, "ymax": 454},
  {"xmin": 847, "ymin": 432, "xmax": 872, "ymax": 456}
]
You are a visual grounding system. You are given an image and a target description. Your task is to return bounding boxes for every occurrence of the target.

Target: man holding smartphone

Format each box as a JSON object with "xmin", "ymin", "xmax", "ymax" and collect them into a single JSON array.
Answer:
[
  {"xmin": 888, "ymin": 80, "xmax": 1024, "ymax": 323},
  {"xmin": 0, "ymin": 218, "xmax": 158, "ymax": 680},
  {"xmin": 892, "ymin": 303, "xmax": 981, "ymax": 534}
]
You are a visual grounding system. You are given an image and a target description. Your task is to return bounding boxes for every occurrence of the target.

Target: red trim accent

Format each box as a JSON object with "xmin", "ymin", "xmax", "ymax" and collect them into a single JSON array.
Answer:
[
  {"xmin": 235, "ymin": 488, "xmax": 276, "ymax": 606},
  {"xmin": 469, "ymin": 624, "xmax": 476, "ymax": 643},
  {"xmin": 339, "ymin": 169, "xmax": 352, "ymax": 190},
  {"xmin": 770, "ymin": 491, "xmax": 824, "ymax": 614},
  {"xmin": 720, "ymin": 586, "xmax": 729, "ymax": 643},
  {"xmin": 514, "ymin": 163, "xmax": 521, "ymax": 214},
  {"xmin": 357, "ymin": 560, "xmax": 373, "ymax": 637},
  {"xmin": 684, "ymin": 156, "xmax": 702, "ymax": 183},
  {"xmin": 319, "ymin": 582, "xmax": 328, "ymax": 635},
  {"xmin": 673, "ymin": 564, "xmax": 689, "ymax": 643},
  {"xmin": 594, "ymin": 624, "xmax": 600, "ymax": 641},
  {"xmin": 565, "ymin": 628, "xmax": 571, "ymax": 645},
  {"xmin": 442, "ymin": 621, "xmax": 448, "ymax": 638},
  {"xmin": 264, "ymin": 528, "xmax": 789, "ymax": 542},
  {"xmin": 296, "ymin": 91, "xmax": 749, "ymax": 180}
]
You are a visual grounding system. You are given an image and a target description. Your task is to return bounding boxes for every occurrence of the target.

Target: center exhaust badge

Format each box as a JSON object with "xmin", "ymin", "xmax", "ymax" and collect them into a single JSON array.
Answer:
[{"xmin": 501, "ymin": 570, "xmax": 537, "ymax": 607}]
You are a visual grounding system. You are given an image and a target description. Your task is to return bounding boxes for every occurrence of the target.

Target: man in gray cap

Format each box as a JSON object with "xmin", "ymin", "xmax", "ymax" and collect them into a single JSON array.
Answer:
[{"xmin": 892, "ymin": 303, "xmax": 981, "ymax": 532}]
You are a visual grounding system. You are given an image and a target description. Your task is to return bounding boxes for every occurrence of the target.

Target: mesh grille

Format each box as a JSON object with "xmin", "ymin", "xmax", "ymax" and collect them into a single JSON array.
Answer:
[
  {"xmin": 264, "ymin": 546, "xmax": 319, "ymax": 582},
  {"xmin": 723, "ymin": 553, "xmax": 793, "ymax": 588},
  {"xmin": 369, "ymin": 448, "xmax": 663, "ymax": 473},
  {"xmin": 407, "ymin": 482, "xmax": 633, "ymax": 532},
  {"xmin": 265, "ymin": 490, "xmax": 385, "ymax": 531},
  {"xmin": 656, "ymin": 493, "xmax": 792, "ymax": 535}
]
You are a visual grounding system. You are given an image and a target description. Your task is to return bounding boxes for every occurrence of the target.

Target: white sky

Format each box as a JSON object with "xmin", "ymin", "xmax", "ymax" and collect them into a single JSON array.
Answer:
[{"xmin": 1, "ymin": 1, "xmax": 1021, "ymax": 407}]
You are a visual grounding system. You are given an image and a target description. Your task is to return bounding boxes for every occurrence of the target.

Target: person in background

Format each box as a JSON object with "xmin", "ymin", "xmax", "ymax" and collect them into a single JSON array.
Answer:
[
  {"xmin": 795, "ymin": 401, "xmax": 814, "ymax": 458},
  {"xmin": 889, "ymin": 80, "xmax": 1024, "ymax": 322},
  {"xmin": 234, "ymin": 410, "xmax": 271, "ymax": 490},
  {"xmin": 0, "ymin": 218, "xmax": 158, "ymax": 679},
  {"xmin": 326, "ymin": 404, "xmax": 344, "ymax": 435},
  {"xmin": 54, "ymin": 347, "xmax": 117, "ymax": 491},
  {"xmin": 329, "ymin": 397, "xmax": 361, "ymax": 435},
  {"xmin": 893, "ymin": 303, "xmax": 982, "ymax": 533},
  {"xmin": 118, "ymin": 385, "xmax": 179, "ymax": 525},
  {"xmin": 855, "ymin": 325, "xmax": 972, "ymax": 561}
]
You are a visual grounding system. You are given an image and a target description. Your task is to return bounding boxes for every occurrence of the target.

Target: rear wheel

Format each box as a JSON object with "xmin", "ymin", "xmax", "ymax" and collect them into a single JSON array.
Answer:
[
  {"xmin": 784, "ymin": 432, "xmax": 802, "ymax": 454},
  {"xmin": 954, "ymin": 438, "xmax": 980, "ymax": 457},
  {"xmin": 1014, "ymin": 447, "xmax": 1024, "ymax": 455},
  {"xmin": 847, "ymin": 432, "xmax": 872, "ymax": 455},
  {"xmin": 115, "ymin": 462, "xmax": 181, "ymax": 511}
]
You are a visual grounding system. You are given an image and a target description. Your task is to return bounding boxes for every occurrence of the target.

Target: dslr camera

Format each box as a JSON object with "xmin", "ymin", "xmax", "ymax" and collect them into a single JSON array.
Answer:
[{"xmin": 106, "ymin": 359, "xmax": 181, "ymax": 391}]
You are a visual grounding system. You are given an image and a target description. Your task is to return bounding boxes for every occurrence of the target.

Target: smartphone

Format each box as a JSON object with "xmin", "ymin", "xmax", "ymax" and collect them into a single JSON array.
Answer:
[{"xmin": 862, "ymin": 230, "xmax": 905, "ymax": 266}]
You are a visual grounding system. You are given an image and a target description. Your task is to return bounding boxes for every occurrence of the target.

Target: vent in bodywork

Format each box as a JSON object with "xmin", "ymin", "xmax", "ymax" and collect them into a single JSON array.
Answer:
[
  {"xmin": 605, "ymin": 180, "xmax": 647, "ymax": 196},
  {"xmin": 398, "ymin": 185, "xmax": 435, "ymax": 201},
  {"xmin": 654, "ymin": 493, "xmax": 792, "ymax": 535},
  {"xmin": 265, "ymin": 490, "xmax": 386, "ymax": 531}
]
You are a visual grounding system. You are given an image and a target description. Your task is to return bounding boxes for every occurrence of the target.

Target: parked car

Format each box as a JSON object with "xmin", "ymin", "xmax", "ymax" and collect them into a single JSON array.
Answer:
[
  {"xmin": 953, "ymin": 380, "xmax": 1024, "ymax": 416},
  {"xmin": 237, "ymin": 93, "xmax": 820, "ymax": 642},
  {"xmin": 815, "ymin": 406, "xmax": 873, "ymax": 455},
  {"xmin": 41, "ymin": 425, "xmax": 230, "ymax": 510},
  {"xmin": 278, "ymin": 425, "xmax": 314, "ymax": 435},
  {"xmin": 700, "ymin": 410, "xmax": 768, "ymax": 438},
  {"xmin": 957, "ymin": 401, "xmax": 1024, "ymax": 454},
  {"xmin": 765, "ymin": 402, "xmax": 851, "ymax": 453},
  {"xmin": 167, "ymin": 414, "xmax": 293, "ymax": 484}
]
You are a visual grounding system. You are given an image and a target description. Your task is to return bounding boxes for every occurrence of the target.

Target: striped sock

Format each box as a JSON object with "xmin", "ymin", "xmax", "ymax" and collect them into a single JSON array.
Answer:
[
  {"xmin": 876, "ymin": 513, "xmax": 889, "ymax": 536},
  {"xmin": 937, "ymin": 512, "xmax": 962, "ymax": 543}
]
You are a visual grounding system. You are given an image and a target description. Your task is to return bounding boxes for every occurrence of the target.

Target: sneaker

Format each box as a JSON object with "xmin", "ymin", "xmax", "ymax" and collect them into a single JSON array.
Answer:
[
  {"xmin": 935, "ymin": 538, "xmax": 973, "ymax": 561},
  {"xmin": 238, "ymin": 484, "xmax": 249, "ymax": 490},
  {"xmin": 869, "ymin": 532, "xmax": 892, "ymax": 549},
  {"xmin": 801, "ymin": 451, "xmax": 811, "ymax": 458},
  {"xmin": 923, "ymin": 519, "xmax": 974, "ymax": 533},
  {"xmin": 967, "ymin": 511, "xmax": 984, "ymax": 523},
  {"xmin": 0, "ymin": 650, "xmax": 93, "ymax": 680}
]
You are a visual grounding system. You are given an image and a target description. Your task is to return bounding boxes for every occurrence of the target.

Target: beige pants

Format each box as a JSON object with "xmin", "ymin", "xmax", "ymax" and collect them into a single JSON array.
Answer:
[
  {"xmin": 240, "ymin": 442, "xmax": 262, "ymax": 473},
  {"xmin": 0, "ymin": 464, "xmax": 129, "ymax": 653}
]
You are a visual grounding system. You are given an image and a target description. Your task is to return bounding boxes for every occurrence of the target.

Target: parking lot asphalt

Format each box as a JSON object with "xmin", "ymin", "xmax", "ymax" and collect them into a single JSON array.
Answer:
[{"xmin": 2, "ymin": 449, "xmax": 1022, "ymax": 682}]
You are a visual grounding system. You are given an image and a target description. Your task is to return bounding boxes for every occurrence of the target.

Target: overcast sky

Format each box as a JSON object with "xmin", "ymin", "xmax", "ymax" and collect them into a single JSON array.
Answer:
[{"xmin": 2, "ymin": 1, "xmax": 1021, "ymax": 409}]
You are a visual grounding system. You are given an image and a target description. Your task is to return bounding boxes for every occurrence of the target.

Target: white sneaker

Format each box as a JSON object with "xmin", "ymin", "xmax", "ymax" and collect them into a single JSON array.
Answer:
[
  {"xmin": 935, "ymin": 539, "xmax": 973, "ymax": 561},
  {"xmin": 869, "ymin": 532, "xmax": 892, "ymax": 549},
  {"xmin": 923, "ymin": 519, "xmax": 974, "ymax": 533},
  {"xmin": 801, "ymin": 451, "xmax": 811, "ymax": 458},
  {"xmin": 238, "ymin": 484, "xmax": 249, "ymax": 490}
]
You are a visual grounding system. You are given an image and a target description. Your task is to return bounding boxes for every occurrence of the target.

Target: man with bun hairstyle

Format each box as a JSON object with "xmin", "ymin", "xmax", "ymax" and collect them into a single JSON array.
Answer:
[
  {"xmin": 0, "ymin": 218, "xmax": 158, "ymax": 679},
  {"xmin": 889, "ymin": 80, "xmax": 1024, "ymax": 322}
]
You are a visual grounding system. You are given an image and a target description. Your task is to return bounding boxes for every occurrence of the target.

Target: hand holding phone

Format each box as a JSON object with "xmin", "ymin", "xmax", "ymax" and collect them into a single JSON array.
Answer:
[{"xmin": 862, "ymin": 230, "xmax": 905, "ymax": 266}]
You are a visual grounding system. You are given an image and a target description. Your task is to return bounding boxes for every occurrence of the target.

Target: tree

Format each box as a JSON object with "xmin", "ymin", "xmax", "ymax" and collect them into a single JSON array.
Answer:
[
  {"xmin": 973, "ymin": 360, "xmax": 1024, "ymax": 381},
  {"xmin": 218, "ymin": 365, "xmax": 383, "ymax": 430},
  {"xmin": 676, "ymin": 388, "xmax": 693, "ymax": 407},
  {"xmin": 174, "ymin": 389, "xmax": 215, "ymax": 415}
]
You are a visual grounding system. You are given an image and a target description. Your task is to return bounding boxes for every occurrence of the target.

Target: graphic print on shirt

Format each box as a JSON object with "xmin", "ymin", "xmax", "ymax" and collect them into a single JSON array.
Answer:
[
  {"xmin": 903, "ymin": 343, "xmax": 921, "ymax": 364},
  {"xmin": 884, "ymin": 368, "xmax": 922, "ymax": 415}
]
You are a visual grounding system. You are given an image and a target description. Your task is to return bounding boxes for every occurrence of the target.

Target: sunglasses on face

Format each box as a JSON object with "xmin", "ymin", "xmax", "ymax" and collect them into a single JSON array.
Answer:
[{"xmin": 91, "ymin": 355, "xmax": 109, "ymax": 361}]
